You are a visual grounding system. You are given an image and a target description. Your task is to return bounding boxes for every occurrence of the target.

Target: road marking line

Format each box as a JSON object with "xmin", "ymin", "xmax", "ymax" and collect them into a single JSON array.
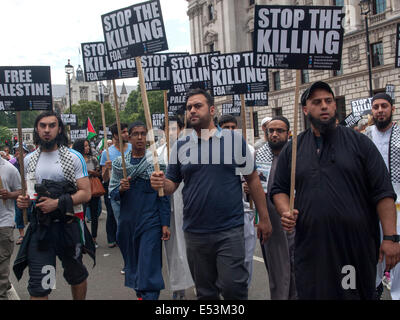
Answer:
[{"xmin": 253, "ymin": 256, "xmax": 264, "ymax": 263}]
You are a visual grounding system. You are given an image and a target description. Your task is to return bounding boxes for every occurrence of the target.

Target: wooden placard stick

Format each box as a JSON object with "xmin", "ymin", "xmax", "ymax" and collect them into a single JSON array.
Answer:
[
  {"xmin": 16, "ymin": 111, "xmax": 28, "ymax": 225},
  {"xmin": 249, "ymin": 106, "xmax": 255, "ymax": 210},
  {"xmin": 135, "ymin": 56, "xmax": 164, "ymax": 197},
  {"xmin": 112, "ymin": 79, "xmax": 127, "ymax": 178},
  {"xmin": 0, "ymin": 177, "xmax": 6, "ymax": 205},
  {"xmin": 99, "ymin": 84, "xmax": 110, "ymax": 161},
  {"xmin": 163, "ymin": 90, "xmax": 170, "ymax": 161},
  {"xmin": 289, "ymin": 70, "xmax": 302, "ymax": 225},
  {"xmin": 240, "ymin": 94, "xmax": 247, "ymax": 142}
]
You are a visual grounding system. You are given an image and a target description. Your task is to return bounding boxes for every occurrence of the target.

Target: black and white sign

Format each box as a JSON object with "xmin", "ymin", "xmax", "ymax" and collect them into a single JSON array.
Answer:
[
  {"xmin": 233, "ymin": 92, "xmax": 268, "ymax": 107},
  {"xmin": 81, "ymin": 42, "xmax": 137, "ymax": 81},
  {"xmin": 341, "ymin": 112, "xmax": 362, "ymax": 128},
  {"xmin": 253, "ymin": 5, "xmax": 344, "ymax": 70},
  {"xmin": 386, "ymin": 84, "xmax": 395, "ymax": 103},
  {"xmin": 169, "ymin": 53, "xmax": 218, "ymax": 94},
  {"xmin": 0, "ymin": 66, "xmax": 52, "ymax": 111},
  {"xmin": 142, "ymin": 52, "xmax": 188, "ymax": 91},
  {"xmin": 222, "ymin": 102, "xmax": 241, "ymax": 116},
  {"xmin": 98, "ymin": 126, "xmax": 112, "ymax": 139},
  {"xmin": 102, "ymin": 0, "xmax": 168, "ymax": 63},
  {"xmin": 167, "ymin": 91, "xmax": 186, "ymax": 114},
  {"xmin": 152, "ymin": 113, "xmax": 165, "ymax": 128},
  {"xmin": 210, "ymin": 52, "xmax": 269, "ymax": 97},
  {"xmin": 396, "ymin": 23, "xmax": 400, "ymax": 68},
  {"xmin": 70, "ymin": 129, "xmax": 88, "ymax": 142},
  {"xmin": 61, "ymin": 114, "xmax": 77, "ymax": 125},
  {"xmin": 351, "ymin": 97, "xmax": 372, "ymax": 117}
]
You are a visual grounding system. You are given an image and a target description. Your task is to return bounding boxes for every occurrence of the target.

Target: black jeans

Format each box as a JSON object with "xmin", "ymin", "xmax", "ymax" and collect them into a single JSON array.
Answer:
[
  {"xmin": 84, "ymin": 197, "xmax": 99, "ymax": 239},
  {"xmin": 103, "ymin": 183, "xmax": 117, "ymax": 244}
]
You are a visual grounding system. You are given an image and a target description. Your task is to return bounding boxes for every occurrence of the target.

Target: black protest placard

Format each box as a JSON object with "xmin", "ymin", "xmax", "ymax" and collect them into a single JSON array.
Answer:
[
  {"xmin": 61, "ymin": 114, "xmax": 77, "ymax": 126},
  {"xmin": 98, "ymin": 126, "xmax": 112, "ymax": 140},
  {"xmin": 222, "ymin": 102, "xmax": 241, "ymax": 117},
  {"xmin": 210, "ymin": 52, "xmax": 269, "ymax": 97},
  {"xmin": 341, "ymin": 112, "xmax": 362, "ymax": 128},
  {"xmin": 142, "ymin": 52, "xmax": 188, "ymax": 91},
  {"xmin": 253, "ymin": 5, "xmax": 344, "ymax": 70},
  {"xmin": 169, "ymin": 52, "xmax": 218, "ymax": 94},
  {"xmin": 70, "ymin": 129, "xmax": 88, "ymax": 142},
  {"xmin": 152, "ymin": 113, "xmax": 165, "ymax": 129},
  {"xmin": 351, "ymin": 97, "xmax": 372, "ymax": 117},
  {"xmin": 102, "ymin": 0, "xmax": 168, "ymax": 63},
  {"xmin": 81, "ymin": 42, "xmax": 137, "ymax": 81},
  {"xmin": 167, "ymin": 91, "xmax": 186, "ymax": 114},
  {"xmin": 396, "ymin": 23, "xmax": 400, "ymax": 68},
  {"xmin": 386, "ymin": 84, "xmax": 395, "ymax": 103},
  {"xmin": 233, "ymin": 92, "xmax": 268, "ymax": 107},
  {"xmin": 0, "ymin": 66, "xmax": 52, "ymax": 111}
]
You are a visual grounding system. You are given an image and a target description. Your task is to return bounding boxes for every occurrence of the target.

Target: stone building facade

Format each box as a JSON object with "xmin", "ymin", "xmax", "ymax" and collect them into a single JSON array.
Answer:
[{"xmin": 186, "ymin": 0, "xmax": 400, "ymax": 137}]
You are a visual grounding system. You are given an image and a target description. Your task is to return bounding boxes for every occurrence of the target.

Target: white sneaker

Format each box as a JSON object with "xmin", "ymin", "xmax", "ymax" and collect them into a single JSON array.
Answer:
[
  {"xmin": 6, "ymin": 284, "xmax": 20, "ymax": 300},
  {"xmin": 121, "ymin": 270, "xmax": 125, "ymax": 275}
]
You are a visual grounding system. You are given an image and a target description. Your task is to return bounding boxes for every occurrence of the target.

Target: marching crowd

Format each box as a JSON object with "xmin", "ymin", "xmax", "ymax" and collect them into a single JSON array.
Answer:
[{"xmin": 1, "ymin": 82, "xmax": 400, "ymax": 300}]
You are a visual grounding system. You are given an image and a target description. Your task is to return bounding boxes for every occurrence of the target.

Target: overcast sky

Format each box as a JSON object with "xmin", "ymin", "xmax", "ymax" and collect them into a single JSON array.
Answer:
[{"xmin": 0, "ymin": 0, "xmax": 190, "ymax": 86}]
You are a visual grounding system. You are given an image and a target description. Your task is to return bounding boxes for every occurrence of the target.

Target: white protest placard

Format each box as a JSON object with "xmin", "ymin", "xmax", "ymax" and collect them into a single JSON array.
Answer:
[
  {"xmin": 102, "ymin": 0, "xmax": 168, "ymax": 63},
  {"xmin": 233, "ymin": 92, "xmax": 268, "ymax": 107},
  {"xmin": 169, "ymin": 52, "xmax": 218, "ymax": 94},
  {"xmin": 81, "ymin": 42, "xmax": 137, "ymax": 81},
  {"xmin": 341, "ymin": 112, "xmax": 362, "ymax": 128},
  {"xmin": 253, "ymin": 5, "xmax": 344, "ymax": 70},
  {"xmin": 0, "ymin": 66, "xmax": 52, "ymax": 111},
  {"xmin": 396, "ymin": 23, "xmax": 400, "ymax": 68},
  {"xmin": 142, "ymin": 52, "xmax": 188, "ymax": 91},
  {"xmin": 210, "ymin": 52, "xmax": 269, "ymax": 97},
  {"xmin": 70, "ymin": 129, "xmax": 88, "ymax": 142},
  {"xmin": 386, "ymin": 84, "xmax": 395, "ymax": 103},
  {"xmin": 351, "ymin": 97, "xmax": 372, "ymax": 117},
  {"xmin": 61, "ymin": 114, "xmax": 77, "ymax": 126},
  {"xmin": 152, "ymin": 113, "xmax": 165, "ymax": 129}
]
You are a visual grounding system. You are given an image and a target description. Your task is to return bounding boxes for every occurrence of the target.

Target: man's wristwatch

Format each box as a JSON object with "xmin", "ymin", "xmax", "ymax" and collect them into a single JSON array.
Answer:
[{"xmin": 383, "ymin": 235, "xmax": 400, "ymax": 242}]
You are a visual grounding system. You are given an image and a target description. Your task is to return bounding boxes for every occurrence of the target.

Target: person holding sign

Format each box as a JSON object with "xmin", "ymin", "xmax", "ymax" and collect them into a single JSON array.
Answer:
[
  {"xmin": 13, "ymin": 111, "xmax": 95, "ymax": 300},
  {"xmin": 271, "ymin": 81, "xmax": 400, "ymax": 299},
  {"xmin": 365, "ymin": 93, "xmax": 400, "ymax": 300},
  {"xmin": 150, "ymin": 88, "xmax": 272, "ymax": 300},
  {"xmin": 109, "ymin": 121, "xmax": 170, "ymax": 300}
]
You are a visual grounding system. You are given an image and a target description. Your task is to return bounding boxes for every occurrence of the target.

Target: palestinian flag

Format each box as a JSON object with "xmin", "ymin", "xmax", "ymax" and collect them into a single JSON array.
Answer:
[{"xmin": 86, "ymin": 118, "xmax": 96, "ymax": 140}]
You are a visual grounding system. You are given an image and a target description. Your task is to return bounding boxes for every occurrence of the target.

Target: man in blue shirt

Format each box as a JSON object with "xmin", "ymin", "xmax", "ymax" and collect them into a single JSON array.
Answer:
[{"xmin": 151, "ymin": 88, "xmax": 272, "ymax": 300}]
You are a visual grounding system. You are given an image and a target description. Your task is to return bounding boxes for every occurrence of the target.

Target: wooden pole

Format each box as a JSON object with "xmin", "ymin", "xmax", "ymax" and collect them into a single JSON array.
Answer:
[
  {"xmin": 135, "ymin": 57, "xmax": 164, "ymax": 197},
  {"xmin": 112, "ymin": 79, "xmax": 127, "ymax": 178},
  {"xmin": 240, "ymin": 94, "xmax": 247, "ymax": 142},
  {"xmin": 249, "ymin": 106, "xmax": 255, "ymax": 210},
  {"xmin": 163, "ymin": 90, "xmax": 169, "ymax": 161},
  {"xmin": 16, "ymin": 112, "xmax": 28, "ymax": 225},
  {"xmin": 289, "ymin": 70, "xmax": 302, "ymax": 220},
  {"xmin": 0, "ymin": 177, "xmax": 6, "ymax": 205},
  {"xmin": 100, "ymin": 102, "xmax": 110, "ymax": 161}
]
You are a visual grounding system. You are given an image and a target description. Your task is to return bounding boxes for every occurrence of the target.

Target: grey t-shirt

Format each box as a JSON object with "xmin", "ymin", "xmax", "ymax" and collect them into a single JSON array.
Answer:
[{"xmin": 0, "ymin": 157, "xmax": 21, "ymax": 227}]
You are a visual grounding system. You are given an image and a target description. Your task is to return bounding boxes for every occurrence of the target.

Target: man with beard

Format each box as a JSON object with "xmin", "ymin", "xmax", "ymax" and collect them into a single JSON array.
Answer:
[
  {"xmin": 14, "ymin": 111, "xmax": 93, "ymax": 300},
  {"xmin": 256, "ymin": 116, "xmax": 297, "ymax": 300},
  {"xmin": 151, "ymin": 88, "xmax": 272, "ymax": 300},
  {"xmin": 365, "ymin": 93, "xmax": 400, "ymax": 300},
  {"xmin": 271, "ymin": 81, "xmax": 400, "ymax": 299}
]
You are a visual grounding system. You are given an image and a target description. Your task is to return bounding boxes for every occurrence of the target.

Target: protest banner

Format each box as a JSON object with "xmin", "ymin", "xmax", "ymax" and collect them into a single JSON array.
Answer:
[
  {"xmin": 81, "ymin": 42, "xmax": 137, "ymax": 81},
  {"xmin": 102, "ymin": 0, "xmax": 168, "ymax": 63},
  {"xmin": 61, "ymin": 114, "xmax": 77, "ymax": 126},
  {"xmin": 396, "ymin": 23, "xmax": 400, "ymax": 68},
  {"xmin": 341, "ymin": 112, "xmax": 362, "ymax": 128},
  {"xmin": 233, "ymin": 92, "xmax": 268, "ymax": 107},
  {"xmin": 253, "ymin": 5, "xmax": 344, "ymax": 70},
  {"xmin": 351, "ymin": 97, "xmax": 372, "ymax": 117},
  {"xmin": 167, "ymin": 91, "xmax": 186, "ymax": 114},
  {"xmin": 0, "ymin": 66, "xmax": 52, "ymax": 111},
  {"xmin": 210, "ymin": 52, "xmax": 269, "ymax": 97},
  {"xmin": 70, "ymin": 129, "xmax": 88, "ymax": 142},
  {"xmin": 152, "ymin": 113, "xmax": 165, "ymax": 129},
  {"xmin": 386, "ymin": 84, "xmax": 395, "ymax": 103},
  {"xmin": 222, "ymin": 101, "xmax": 241, "ymax": 116},
  {"xmin": 98, "ymin": 126, "xmax": 112, "ymax": 140}
]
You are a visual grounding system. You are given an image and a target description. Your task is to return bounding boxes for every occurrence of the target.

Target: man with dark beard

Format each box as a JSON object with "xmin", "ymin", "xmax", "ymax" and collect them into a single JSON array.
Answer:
[
  {"xmin": 271, "ymin": 81, "xmax": 400, "ymax": 299},
  {"xmin": 366, "ymin": 93, "xmax": 400, "ymax": 300},
  {"xmin": 14, "ymin": 111, "xmax": 93, "ymax": 300},
  {"xmin": 151, "ymin": 88, "xmax": 272, "ymax": 300},
  {"xmin": 256, "ymin": 116, "xmax": 297, "ymax": 300}
]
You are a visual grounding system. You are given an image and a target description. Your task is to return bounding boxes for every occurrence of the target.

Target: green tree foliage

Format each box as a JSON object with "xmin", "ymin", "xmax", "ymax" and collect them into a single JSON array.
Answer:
[
  {"xmin": 0, "ymin": 126, "xmax": 13, "ymax": 148},
  {"xmin": 71, "ymin": 101, "xmax": 115, "ymax": 130},
  {"xmin": 0, "ymin": 111, "xmax": 40, "ymax": 128}
]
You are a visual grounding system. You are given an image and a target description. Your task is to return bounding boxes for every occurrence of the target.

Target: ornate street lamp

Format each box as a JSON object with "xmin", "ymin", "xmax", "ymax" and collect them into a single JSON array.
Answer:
[
  {"xmin": 65, "ymin": 59, "xmax": 74, "ymax": 114},
  {"xmin": 359, "ymin": 0, "xmax": 373, "ymax": 97}
]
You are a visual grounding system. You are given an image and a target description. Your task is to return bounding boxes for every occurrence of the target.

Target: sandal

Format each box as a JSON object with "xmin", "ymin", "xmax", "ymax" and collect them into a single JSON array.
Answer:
[{"xmin": 16, "ymin": 236, "xmax": 24, "ymax": 245}]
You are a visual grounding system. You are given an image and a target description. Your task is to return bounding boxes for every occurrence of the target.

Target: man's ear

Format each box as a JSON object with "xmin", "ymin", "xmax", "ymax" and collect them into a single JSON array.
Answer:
[
  {"xmin": 210, "ymin": 105, "xmax": 216, "ymax": 116},
  {"xmin": 302, "ymin": 106, "xmax": 308, "ymax": 116}
]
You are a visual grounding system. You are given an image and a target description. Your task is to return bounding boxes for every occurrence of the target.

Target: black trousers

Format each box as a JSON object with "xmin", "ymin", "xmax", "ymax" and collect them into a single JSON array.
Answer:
[{"xmin": 84, "ymin": 197, "xmax": 99, "ymax": 239}]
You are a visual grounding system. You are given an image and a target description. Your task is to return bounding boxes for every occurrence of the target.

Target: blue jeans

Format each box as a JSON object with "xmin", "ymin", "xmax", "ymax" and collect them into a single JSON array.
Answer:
[{"xmin": 14, "ymin": 202, "xmax": 32, "ymax": 229}]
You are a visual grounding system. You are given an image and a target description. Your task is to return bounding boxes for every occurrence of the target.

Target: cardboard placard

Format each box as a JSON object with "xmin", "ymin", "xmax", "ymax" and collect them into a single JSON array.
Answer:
[
  {"xmin": 102, "ymin": 0, "xmax": 168, "ymax": 63},
  {"xmin": 341, "ymin": 112, "xmax": 362, "ymax": 128},
  {"xmin": 233, "ymin": 92, "xmax": 268, "ymax": 107},
  {"xmin": 152, "ymin": 113, "xmax": 165, "ymax": 129},
  {"xmin": 167, "ymin": 91, "xmax": 186, "ymax": 114},
  {"xmin": 0, "ymin": 66, "xmax": 52, "ymax": 111},
  {"xmin": 351, "ymin": 97, "xmax": 372, "ymax": 117},
  {"xmin": 98, "ymin": 126, "xmax": 112, "ymax": 139},
  {"xmin": 253, "ymin": 5, "xmax": 344, "ymax": 70},
  {"xmin": 70, "ymin": 129, "xmax": 88, "ymax": 142},
  {"xmin": 222, "ymin": 102, "xmax": 241, "ymax": 116},
  {"xmin": 81, "ymin": 42, "xmax": 137, "ymax": 81},
  {"xmin": 61, "ymin": 114, "xmax": 77, "ymax": 126}
]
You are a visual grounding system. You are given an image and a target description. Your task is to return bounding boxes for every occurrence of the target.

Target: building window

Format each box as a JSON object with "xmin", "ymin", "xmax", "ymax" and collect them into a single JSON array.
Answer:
[
  {"xmin": 253, "ymin": 112, "xmax": 259, "ymax": 137},
  {"xmin": 334, "ymin": 0, "xmax": 344, "ymax": 6},
  {"xmin": 301, "ymin": 70, "xmax": 309, "ymax": 84},
  {"xmin": 249, "ymin": 0, "xmax": 255, "ymax": 6},
  {"xmin": 371, "ymin": 42, "xmax": 384, "ymax": 67},
  {"xmin": 274, "ymin": 107, "xmax": 282, "ymax": 116},
  {"xmin": 373, "ymin": 0, "xmax": 386, "ymax": 14},
  {"xmin": 79, "ymin": 87, "xmax": 89, "ymax": 101},
  {"xmin": 208, "ymin": 4, "xmax": 214, "ymax": 21},
  {"xmin": 273, "ymin": 71, "xmax": 281, "ymax": 91},
  {"xmin": 335, "ymin": 97, "xmax": 346, "ymax": 123}
]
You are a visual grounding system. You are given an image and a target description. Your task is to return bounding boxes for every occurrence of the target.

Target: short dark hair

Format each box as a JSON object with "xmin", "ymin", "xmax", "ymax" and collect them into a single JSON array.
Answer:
[
  {"xmin": 33, "ymin": 111, "xmax": 68, "ymax": 147},
  {"xmin": 269, "ymin": 116, "xmax": 290, "ymax": 131},
  {"xmin": 218, "ymin": 114, "xmax": 237, "ymax": 127},
  {"xmin": 110, "ymin": 122, "xmax": 128, "ymax": 139},
  {"xmin": 72, "ymin": 138, "xmax": 92, "ymax": 156},
  {"xmin": 161, "ymin": 115, "xmax": 184, "ymax": 131},
  {"xmin": 128, "ymin": 121, "xmax": 147, "ymax": 135},
  {"xmin": 185, "ymin": 88, "xmax": 214, "ymax": 108}
]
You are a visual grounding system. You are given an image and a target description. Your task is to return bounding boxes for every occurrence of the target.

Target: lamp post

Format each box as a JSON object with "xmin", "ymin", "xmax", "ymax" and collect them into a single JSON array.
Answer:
[
  {"xmin": 65, "ymin": 59, "xmax": 74, "ymax": 114},
  {"xmin": 359, "ymin": 0, "xmax": 373, "ymax": 97}
]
